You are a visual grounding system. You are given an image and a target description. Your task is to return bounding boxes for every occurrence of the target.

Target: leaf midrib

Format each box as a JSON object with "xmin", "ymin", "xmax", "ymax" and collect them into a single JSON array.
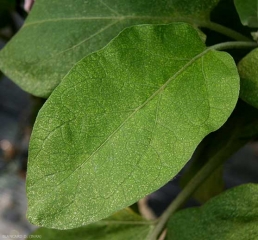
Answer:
[
  {"xmin": 25, "ymin": 20, "xmax": 120, "ymax": 69},
  {"xmin": 24, "ymin": 16, "xmax": 202, "ymax": 27}
]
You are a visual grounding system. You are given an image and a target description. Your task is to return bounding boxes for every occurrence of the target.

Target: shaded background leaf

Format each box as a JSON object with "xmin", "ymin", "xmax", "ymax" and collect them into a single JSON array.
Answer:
[
  {"xmin": 26, "ymin": 23, "xmax": 239, "ymax": 229},
  {"xmin": 0, "ymin": 0, "xmax": 219, "ymax": 97},
  {"xmin": 0, "ymin": 0, "xmax": 15, "ymax": 29},
  {"xmin": 234, "ymin": 0, "xmax": 258, "ymax": 27},
  {"xmin": 238, "ymin": 48, "xmax": 258, "ymax": 108},
  {"xmin": 30, "ymin": 209, "xmax": 153, "ymax": 240},
  {"xmin": 166, "ymin": 183, "xmax": 258, "ymax": 240},
  {"xmin": 0, "ymin": 0, "xmax": 16, "ymax": 42}
]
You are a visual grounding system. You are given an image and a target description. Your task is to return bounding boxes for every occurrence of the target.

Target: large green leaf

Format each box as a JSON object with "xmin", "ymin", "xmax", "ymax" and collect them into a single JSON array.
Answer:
[
  {"xmin": 238, "ymin": 48, "xmax": 258, "ymax": 108},
  {"xmin": 30, "ymin": 209, "xmax": 153, "ymax": 240},
  {"xmin": 166, "ymin": 183, "xmax": 258, "ymax": 240},
  {"xmin": 0, "ymin": 0, "xmax": 219, "ymax": 97},
  {"xmin": 234, "ymin": 0, "xmax": 258, "ymax": 27},
  {"xmin": 27, "ymin": 23, "xmax": 239, "ymax": 229}
]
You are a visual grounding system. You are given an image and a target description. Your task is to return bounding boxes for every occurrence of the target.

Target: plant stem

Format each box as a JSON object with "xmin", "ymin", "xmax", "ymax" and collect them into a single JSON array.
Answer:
[
  {"xmin": 146, "ymin": 137, "xmax": 246, "ymax": 240},
  {"xmin": 210, "ymin": 41, "xmax": 258, "ymax": 50},
  {"xmin": 148, "ymin": 160, "xmax": 223, "ymax": 240},
  {"xmin": 199, "ymin": 21, "xmax": 252, "ymax": 42}
]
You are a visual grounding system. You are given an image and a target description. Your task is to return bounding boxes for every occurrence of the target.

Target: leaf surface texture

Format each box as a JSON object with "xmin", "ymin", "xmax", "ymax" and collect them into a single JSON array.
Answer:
[{"xmin": 27, "ymin": 23, "xmax": 239, "ymax": 228}]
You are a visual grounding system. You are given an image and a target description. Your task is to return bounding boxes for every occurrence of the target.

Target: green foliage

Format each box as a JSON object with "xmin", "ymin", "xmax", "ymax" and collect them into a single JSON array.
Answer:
[
  {"xmin": 238, "ymin": 48, "xmax": 258, "ymax": 108},
  {"xmin": 30, "ymin": 209, "xmax": 153, "ymax": 240},
  {"xmin": 166, "ymin": 183, "xmax": 258, "ymax": 240},
  {"xmin": 0, "ymin": 0, "xmax": 257, "ymax": 239},
  {"xmin": 234, "ymin": 0, "xmax": 258, "ymax": 27},
  {"xmin": 26, "ymin": 23, "xmax": 239, "ymax": 229},
  {"xmin": 0, "ymin": 0, "xmax": 219, "ymax": 97}
]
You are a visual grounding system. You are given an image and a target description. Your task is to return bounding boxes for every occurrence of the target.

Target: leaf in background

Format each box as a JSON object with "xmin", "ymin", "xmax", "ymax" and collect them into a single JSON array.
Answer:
[
  {"xmin": 0, "ymin": 11, "xmax": 12, "ymax": 30},
  {"xmin": 0, "ymin": 0, "xmax": 15, "ymax": 13},
  {"xmin": 26, "ymin": 23, "xmax": 239, "ymax": 229},
  {"xmin": 234, "ymin": 0, "xmax": 258, "ymax": 27},
  {"xmin": 180, "ymin": 99, "xmax": 258, "ymax": 203},
  {"xmin": 30, "ymin": 209, "xmax": 153, "ymax": 240},
  {"xmin": 166, "ymin": 183, "xmax": 258, "ymax": 240},
  {"xmin": 238, "ymin": 48, "xmax": 258, "ymax": 108},
  {"xmin": 0, "ymin": 0, "xmax": 15, "ymax": 29},
  {"xmin": 0, "ymin": 0, "xmax": 220, "ymax": 97}
]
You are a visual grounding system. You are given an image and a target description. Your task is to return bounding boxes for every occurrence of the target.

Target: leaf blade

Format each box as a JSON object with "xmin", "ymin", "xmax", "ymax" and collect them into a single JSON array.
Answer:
[
  {"xmin": 0, "ymin": 0, "xmax": 219, "ymax": 97},
  {"xmin": 234, "ymin": 0, "xmax": 258, "ymax": 27},
  {"xmin": 27, "ymin": 23, "xmax": 239, "ymax": 229}
]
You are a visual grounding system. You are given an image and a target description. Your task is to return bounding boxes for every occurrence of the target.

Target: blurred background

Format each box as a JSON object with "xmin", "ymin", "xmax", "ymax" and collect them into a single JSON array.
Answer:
[
  {"xmin": 0, "ymin": 0, "xmax": 37, "ymax": 238},
  {"xmin": 0, "ymin": 0, "xmax": 258, "ymax": 239}
]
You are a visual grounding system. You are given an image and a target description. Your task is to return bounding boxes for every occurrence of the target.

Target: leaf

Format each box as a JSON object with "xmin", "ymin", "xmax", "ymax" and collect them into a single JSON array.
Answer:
[
  {"xmin": 30, "ymin": 208, "xmax": 153, "ymax": 240},
  {"xmin": 234, "ymin": 0, "xmax": 258, "ymax": 27},
  {"xmin": 166, "ymin": 183, "xmax": 258, "ymax": 240},
  {"xmin": 26, "ymin": 23, "xmax": 239, "ymax": 229},
  {"xmin": 238, "ymin": 48, "xmax": 258, "ymax": 108},
  {"xmin": 0, "ymin": 0, "xmax": 219, "ymax": 97}
]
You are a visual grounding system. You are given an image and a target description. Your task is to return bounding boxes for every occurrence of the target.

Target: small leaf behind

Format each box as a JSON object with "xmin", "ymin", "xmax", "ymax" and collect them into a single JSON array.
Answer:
[
  {"xmin": 166, "ymin": 183, "xmax": 258, "ymax": 240},
  {"xmin": 0, "ymin": 0, "xmax": 15, "ymax": 29},
  {"xmin": 234, "ymin": 0, "xmax": 258, "ymax": 27},
  {"xmin": 238, "ymin": 48, "xmax": 258, "ymax": 108},
  {"xmin": 30, "ymin": 209, "xmax": 153, "ymax": 240}
]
